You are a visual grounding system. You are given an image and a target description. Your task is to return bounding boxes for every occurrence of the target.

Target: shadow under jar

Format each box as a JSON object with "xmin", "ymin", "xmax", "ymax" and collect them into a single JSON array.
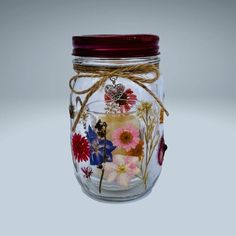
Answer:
[{"xmin": 69, "ymin": 34, "xmax": 168, "ymax": 202}]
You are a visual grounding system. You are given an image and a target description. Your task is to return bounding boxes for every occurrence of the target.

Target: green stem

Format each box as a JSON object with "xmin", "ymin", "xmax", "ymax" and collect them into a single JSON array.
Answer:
[
  {"xmin": 98, "ymin": 124, "xmax": 107, "ymax": 194},
  {"xmin": 147, "ymin": 136, "xmax": 159, "ymax": 166},
  {"xmin": 99, "ymin": 168, "xmax": 104, "ymax": 193}
]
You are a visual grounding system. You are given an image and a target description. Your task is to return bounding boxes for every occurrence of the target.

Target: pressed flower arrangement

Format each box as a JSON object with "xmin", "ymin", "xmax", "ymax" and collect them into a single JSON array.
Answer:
[{"xmin": 69, "ymin": 34, "xmax": 168, "ymax": 202}]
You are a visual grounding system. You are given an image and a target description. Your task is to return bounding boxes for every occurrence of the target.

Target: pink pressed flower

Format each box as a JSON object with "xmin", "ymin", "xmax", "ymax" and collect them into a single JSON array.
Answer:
[
  {"xmin": 104, "ymin": 155, "xmax": 140, "ymax": 188},
  {"xmin": 112, "ymin": 124, "xmax": 140, "ymax": 151}
]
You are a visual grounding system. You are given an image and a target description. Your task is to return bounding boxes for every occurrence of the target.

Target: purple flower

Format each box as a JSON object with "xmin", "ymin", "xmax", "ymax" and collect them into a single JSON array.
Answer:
[
  {"xmin": 81, "ymin": 166, "xmax": 93, "ymax": 178},
  {"xmin": 157, "ymin": 135, "xmax": 168, "ymax": 166},
  {"xmin": 87, "ymin": 125, "xmax": 116, "ymax": 165}
]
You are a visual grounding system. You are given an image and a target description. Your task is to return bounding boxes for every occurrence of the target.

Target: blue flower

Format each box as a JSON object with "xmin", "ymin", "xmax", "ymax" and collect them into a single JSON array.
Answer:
[
  {"xmin": 87, "ymin": 125, "xmax": 97, "ymax": 143},
  {"xmin": 87, "ymin": 125, "xmax": 116, "ymax": 165}
]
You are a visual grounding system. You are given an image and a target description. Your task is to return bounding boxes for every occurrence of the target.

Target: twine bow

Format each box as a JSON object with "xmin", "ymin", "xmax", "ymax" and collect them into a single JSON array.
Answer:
[{"xmin": 69, "ymin": 63, "xmax": 169, "ymax": 132}]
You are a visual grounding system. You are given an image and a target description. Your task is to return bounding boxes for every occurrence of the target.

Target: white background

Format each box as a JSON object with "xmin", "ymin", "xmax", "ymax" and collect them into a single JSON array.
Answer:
[{"xmin": 0, "ymin": 0, "xmax": 236, "ymax": 235}]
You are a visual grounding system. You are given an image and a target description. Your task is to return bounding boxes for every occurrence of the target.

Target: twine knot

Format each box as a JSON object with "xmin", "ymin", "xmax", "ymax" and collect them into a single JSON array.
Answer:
[{"xmin": 69, "ymin": 63, "xmax": 169, "ymax": 132}]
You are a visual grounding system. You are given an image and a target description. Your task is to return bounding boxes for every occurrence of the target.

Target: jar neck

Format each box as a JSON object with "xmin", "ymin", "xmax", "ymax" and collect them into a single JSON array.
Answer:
[{"xmin": 73, "ymin": 56, "xmax": 160, "ymax": 67}]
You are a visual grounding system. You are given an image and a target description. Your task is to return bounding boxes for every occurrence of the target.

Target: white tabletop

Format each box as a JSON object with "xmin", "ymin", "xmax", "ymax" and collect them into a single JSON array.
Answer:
[{"xmin": 0, "ymin": 99, "xmax": 235, "ymax": 236}]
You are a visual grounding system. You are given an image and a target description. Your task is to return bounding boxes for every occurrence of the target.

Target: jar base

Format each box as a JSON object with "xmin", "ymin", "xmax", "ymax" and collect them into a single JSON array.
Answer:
[{"xmin": 76, "ymin": 173, "xmax": 160, "ymax": 203}]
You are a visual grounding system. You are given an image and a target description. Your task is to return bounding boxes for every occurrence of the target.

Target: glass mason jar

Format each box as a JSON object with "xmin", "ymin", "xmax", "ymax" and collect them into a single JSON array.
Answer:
[{"xmin": 69, "ymin": 34, "xmax": 168, "ymax": 202}]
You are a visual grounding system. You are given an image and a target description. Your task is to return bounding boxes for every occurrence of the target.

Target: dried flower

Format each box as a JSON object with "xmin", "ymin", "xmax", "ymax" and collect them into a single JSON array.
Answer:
[
  {"xmin": 69, "ymin": 104, "xmax": 74, "ymax": 119},
  {"xmin": 105, "ymin": 88, "xmax": 137, "ymax": 112},
  {"xmin": 112, "ymin": 124, "xmax": 140, "ymax": 152},
  {"xmin": 136, "ymin": 100, "xmax": 160, "ymax": 188},
  {"xmin": 127, "ymin": 140, "xmax": 144, "ymax": 160},
  {"xmin": 105, "ymin": 102, "xmax": 120, "ymax": 114},
  {"xmin": 79, "ymin": 106, "xmax": 89, "ymax": 124},
  {"xmin": 137, "ymin": 101, "xmax": 152, "ymax": 117},
  {"xmin": 157, "ymin": 135, "xmax": 167, "ymax": 166},
  {"xmin": 72, "ymin": 133, "xmax": 90, "ymax": 162},
  {"xmin": 81, "ymin": 166, "xmax": 93, "ymax": 178},
  {"xmin": 104, "ymin": 155, "xmax": 140, "ymax": 188},
  {"xmin": 95, "ymin": 119, "xmax": 107, "ymax": 138},
  {"xmin": 159, "ymin": 108, "xmax": 164, "ymax": 124},
  {"xmin": 87, "ymin": 125, "xmax": 116, "ymax": 165}
]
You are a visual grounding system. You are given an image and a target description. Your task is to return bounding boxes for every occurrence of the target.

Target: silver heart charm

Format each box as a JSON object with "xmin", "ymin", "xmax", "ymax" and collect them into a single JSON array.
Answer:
[{"xmin": 105, "ymin": 83, "xmax": 125, "ymax": 101}]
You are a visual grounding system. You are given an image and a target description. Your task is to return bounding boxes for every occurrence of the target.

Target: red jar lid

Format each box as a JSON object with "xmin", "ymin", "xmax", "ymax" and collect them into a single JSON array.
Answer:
[{"xmin": 72, "ymin": 34, "xmax": 160, "ymax": 58}]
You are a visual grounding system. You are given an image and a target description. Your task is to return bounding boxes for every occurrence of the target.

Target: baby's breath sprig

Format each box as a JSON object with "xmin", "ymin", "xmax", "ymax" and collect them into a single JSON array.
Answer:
[{"xmin": 136, "ymin": 101, "xmax": 160, "ymax": 189}]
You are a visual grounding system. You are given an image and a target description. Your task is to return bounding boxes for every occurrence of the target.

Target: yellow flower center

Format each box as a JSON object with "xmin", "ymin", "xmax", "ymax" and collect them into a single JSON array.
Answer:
[
  {"xmin": 120, "ymin": 131, "xmax": 133, "ymax": 144},
  {"xmin": 143, "ymin": 102, "xmax": 152, "ymax": 110},
  {"xmin": 117, "ymin": 164, "xmax": 126, "ymax": 173}
]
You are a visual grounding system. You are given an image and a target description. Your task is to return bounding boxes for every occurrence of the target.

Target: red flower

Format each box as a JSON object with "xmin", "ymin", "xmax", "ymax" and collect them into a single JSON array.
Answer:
[
  {"xmin": 72, "ymin": 133, "xmax": 90, "ymax": 162},
  {"xmin": 157, "ymin": 135, "xmax": 168, "ymax": 166},
  {"xmin": 105, "ymin": 88, "xmax": 137, "ymax": 112}
]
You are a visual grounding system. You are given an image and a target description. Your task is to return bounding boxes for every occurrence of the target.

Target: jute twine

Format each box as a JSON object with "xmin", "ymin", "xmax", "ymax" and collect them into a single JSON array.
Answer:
[{"xmin": 69, "ymin": 63, "xmax": 169, "ymax": 132}]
